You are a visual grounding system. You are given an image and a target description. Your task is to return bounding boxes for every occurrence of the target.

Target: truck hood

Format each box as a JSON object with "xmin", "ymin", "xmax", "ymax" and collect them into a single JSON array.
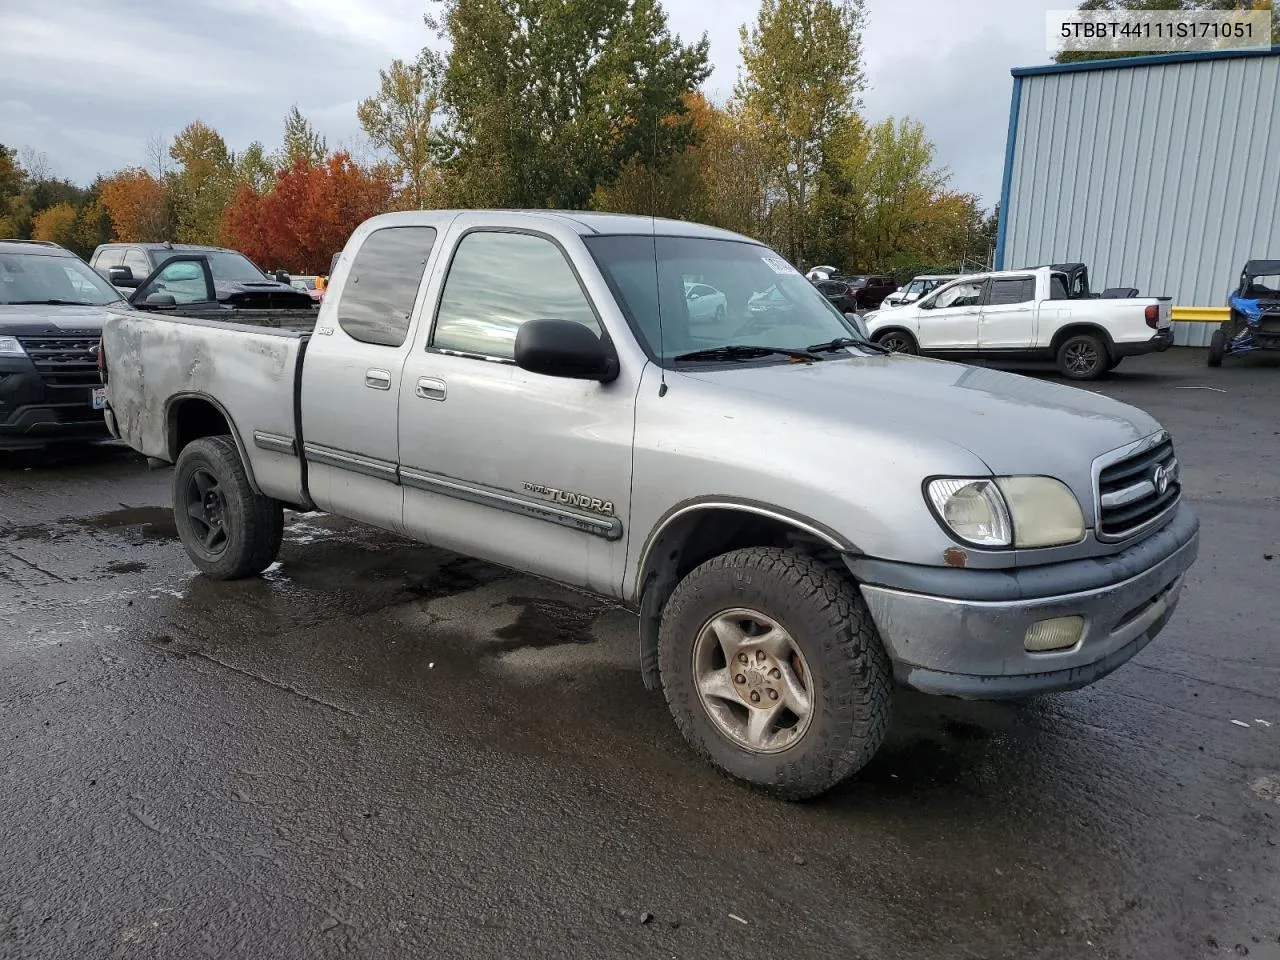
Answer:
[
  {"xmin": 213, "ymin": 280, "xmax": 314, "ymax": 310},
  {"xmin": 683, "ymin": 353, "xmax": 1160, "ymax": 492},
  {"xmin": 0, "ymin": 303, "xmax": 124, "ymax": 334}
]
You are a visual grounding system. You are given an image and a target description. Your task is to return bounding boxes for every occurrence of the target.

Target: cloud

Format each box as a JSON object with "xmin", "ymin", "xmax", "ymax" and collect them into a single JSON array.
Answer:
[{"xmin": 0, "ymin": 0, "xmax": 1057, "ymax": 205}]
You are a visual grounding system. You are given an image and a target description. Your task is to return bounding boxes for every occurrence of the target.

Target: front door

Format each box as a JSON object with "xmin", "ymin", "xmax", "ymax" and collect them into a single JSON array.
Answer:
[
  {"xmin": 398, "ymin": 226, "xmax": 637, "ymax": 598},
  {"xmin": 978, "ymin": 276, "xmax": 1038, "ymax": 351},
  {"xmin": 299, "ymin": 224, "xmax": 440, "ymax": 531},
  {"xmin": 916, "ymin": 279, "xmax": 985, "ymax": 351}
]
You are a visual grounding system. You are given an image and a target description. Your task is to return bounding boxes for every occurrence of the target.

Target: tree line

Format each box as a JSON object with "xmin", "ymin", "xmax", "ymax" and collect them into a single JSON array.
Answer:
[{"xmin": 1, "ymin": 0, "xmax": 997, "ymax": 279}]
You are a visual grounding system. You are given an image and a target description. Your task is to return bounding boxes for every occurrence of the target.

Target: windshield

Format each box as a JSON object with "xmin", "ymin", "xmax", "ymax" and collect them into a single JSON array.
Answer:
[
  {"xmin": 1243, "ymin": 272, "xmax": 1280, "ymax": 298},
  {"xmin": 157, "ymin": 250, "xmax": 265, "ymax": 283},
  {"xmin": 291, "ymin": 277, "xmax": 317, "ymax": 290},
  {"xmin": 0, "ymin": 251, "xmax": 125, "ymax": 306},
  {"xmin": 585, "ymin": 236, "xmax": 862, "ymax": 363}
]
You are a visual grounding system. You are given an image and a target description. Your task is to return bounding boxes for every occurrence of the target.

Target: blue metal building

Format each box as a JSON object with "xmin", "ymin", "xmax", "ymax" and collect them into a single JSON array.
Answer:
[{"xmin": 995, "ymin": 47, "xmax": 1280, "ymax": 345}]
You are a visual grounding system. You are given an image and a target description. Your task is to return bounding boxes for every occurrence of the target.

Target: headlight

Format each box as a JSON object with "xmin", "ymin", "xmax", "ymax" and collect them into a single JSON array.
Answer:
[
  {"xmin": 0, "ymin": 336, "xmax": 28, "ymax": 357},
  {"xmin": 927, "ymin": 476, "xmax": 1085, "ymax": 549},
  {"xmin": 926, "ymin": 479, "xmax": 1011, "ymax": 547}
]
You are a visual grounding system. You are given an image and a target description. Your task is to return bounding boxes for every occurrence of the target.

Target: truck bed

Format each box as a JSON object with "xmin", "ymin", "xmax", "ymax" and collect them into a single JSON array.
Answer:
[{"xmin": 102, "ymin": 308, "xmax": 310, "ymax": 506}]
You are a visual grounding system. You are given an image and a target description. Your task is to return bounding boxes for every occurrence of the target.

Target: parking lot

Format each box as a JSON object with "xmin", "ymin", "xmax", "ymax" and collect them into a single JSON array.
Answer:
[{"xmin": 1, "ymin": 348, "xmax": 1278, "ymax": 960}]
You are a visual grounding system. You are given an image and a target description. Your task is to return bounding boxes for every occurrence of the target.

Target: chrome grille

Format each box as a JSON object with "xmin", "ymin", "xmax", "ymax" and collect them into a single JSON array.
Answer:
[
  {"xmin": 16, "ymin": 334, "xmax": 100, "ymax": 387},
  {"xmin": 1095, "ymin": 434, "xmax": 1180, "ymax": 541}
]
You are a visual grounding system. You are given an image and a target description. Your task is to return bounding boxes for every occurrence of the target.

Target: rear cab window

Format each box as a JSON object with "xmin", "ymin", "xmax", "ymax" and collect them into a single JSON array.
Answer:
[{"xmin": 337, "ymin": 227, "xmax": 438, "ymax": 347}]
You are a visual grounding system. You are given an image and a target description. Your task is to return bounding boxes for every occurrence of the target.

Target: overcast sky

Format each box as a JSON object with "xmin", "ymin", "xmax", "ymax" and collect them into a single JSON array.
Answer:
[{"xmin": 0, "ymin": 0, "xmax": 1056, "ymax": 208}]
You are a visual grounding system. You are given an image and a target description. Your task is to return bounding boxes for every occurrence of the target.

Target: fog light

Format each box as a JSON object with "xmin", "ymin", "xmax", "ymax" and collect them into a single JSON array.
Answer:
[{"xmin": 1024, "ymin": 616, "xmax": 1084, "ymax": 652}]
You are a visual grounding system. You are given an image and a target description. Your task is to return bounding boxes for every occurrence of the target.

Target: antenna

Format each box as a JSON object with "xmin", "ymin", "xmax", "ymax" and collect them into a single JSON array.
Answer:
[{"xmin": 650, "ymin": 124, "xmax": 667, "ymax": 397}]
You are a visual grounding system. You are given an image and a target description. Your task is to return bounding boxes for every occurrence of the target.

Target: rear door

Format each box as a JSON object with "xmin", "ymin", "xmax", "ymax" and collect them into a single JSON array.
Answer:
[
  {"xmin": 299, "ymin": 224, "xmax": 441, "ymax": 531},
  {"xmin": 978, "ymin": 276, "xmax": 1038, "ymax": 350},
  {"xmin": 915, "ymin": 279, "xmax": 985, "ymax": 351}
]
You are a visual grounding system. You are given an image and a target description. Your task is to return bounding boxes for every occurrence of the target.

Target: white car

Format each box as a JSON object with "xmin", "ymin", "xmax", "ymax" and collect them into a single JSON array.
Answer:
[
  {"xmin": 863, "ymin": 267, "xmax": 1173, "ymax": 380},
  {"xmin": 684, "ymin": 282, "xmax": 727, "ymax": 322},
  {"xmin": 881, "ymin": 274, "xmax": 958, "ymax": 309}
]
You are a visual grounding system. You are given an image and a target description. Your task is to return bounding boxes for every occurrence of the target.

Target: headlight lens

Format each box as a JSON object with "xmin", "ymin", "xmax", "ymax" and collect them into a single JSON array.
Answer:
[
  {"xmin": 927, "ymin": 476, "xmax": 1085, "ymax": 549},
  {"xmin": 927, "ymin": 479, "xmax": 1012, "ymax": 547},
  {"xmin": 996, "ymin": 476, "xmax": 1085, "ymax": 548},
  {"xmin": 0, "ymin": 336, "xmax": 27, "ymax": 357}
]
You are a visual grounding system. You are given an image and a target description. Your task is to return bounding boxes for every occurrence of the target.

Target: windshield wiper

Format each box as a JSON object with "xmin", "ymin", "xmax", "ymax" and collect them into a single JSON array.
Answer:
[
  {"xmin": 806, "ymin": 337, "xmax": 892, "ymax": 355},
  {"xmin": 6, "ymin": 299, "xmax": 101, "ymax": 306},
  {"xmin": 672, "ymin": 345, "xmax": 819, "ymax": 363}
]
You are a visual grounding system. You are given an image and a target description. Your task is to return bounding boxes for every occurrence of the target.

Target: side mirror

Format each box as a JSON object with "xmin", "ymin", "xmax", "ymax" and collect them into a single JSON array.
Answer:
[
  {"xmin": 108, "ymin": 266, "xmax": 138, "ymax": 288},
  {"xmin": 514, "ymin": 319, "xmax": 619, "ymax": 383},
  {"xmin": 141, "ymin": 292, "xmax": 177, "ymax": 308},
  {"xmin": 274, "ymin": 270, "xmax": 290, "ymax": 283}
]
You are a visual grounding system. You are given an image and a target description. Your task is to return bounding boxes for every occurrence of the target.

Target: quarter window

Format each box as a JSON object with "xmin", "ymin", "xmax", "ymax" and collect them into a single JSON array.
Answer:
[
  {"xmin": 433, "ymin": 231, "xmax": 600, "ymax": 360},
  {"xmin": 123, "ymin": 248, "xmax": 151, "ymax": 281},
  {"xmin": 338, "ymin": 227, "xmax": 437, "ymax": 347}
]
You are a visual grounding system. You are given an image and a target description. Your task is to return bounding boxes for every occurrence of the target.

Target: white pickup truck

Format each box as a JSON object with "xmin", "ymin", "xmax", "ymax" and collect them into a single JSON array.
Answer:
[
  {"xmin": 99, "ymin": 211, "xmax": 1198, "ymax": 798},
  {"xmin": 864, "ymin": 267, "xmax": 1173, "ymax": 379}
]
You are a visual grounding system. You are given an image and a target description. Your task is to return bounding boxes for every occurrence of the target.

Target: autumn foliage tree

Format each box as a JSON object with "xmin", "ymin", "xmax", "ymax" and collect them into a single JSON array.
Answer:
[
  {"xmin": 222, "ymin": 153, "xmax": 392, "ymax": 274},
  {"xmin": 99, "ymin": 168, "xmax": 169, "ymax": 241},
  {"xmin": 31, "ymin": 202, "xmax": 78, "ymax": 247}
]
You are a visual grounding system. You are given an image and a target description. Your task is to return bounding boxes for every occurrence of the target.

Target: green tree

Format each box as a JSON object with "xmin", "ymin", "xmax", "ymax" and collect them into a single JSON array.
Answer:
[
  {"xmin": 1055, "ymin": 0, "xmax": 1279, "ymax": 63},
  {"xmin": 736, "ymin": 0, "xmax": 868, "ymax": 267},
  {"xmin": 431, "ymin": 0, "xmax": 710, "ymax": 209},
  {"xmin": 0, "ymin": 144, "xmax": 28, "ymax": 236},
  {"xmin": 31, "ymin": 202, "xmax": 79, "ymax": 248},
  {"xmin": 234, "ymin": 141, "xmax": 277, "ymax": 193},
  {"xmin": 358, "ymin": 54, "xmax": 445, "ymax": 209},
  {"xmin": 168, "ymin": 120, "xmax": 234, "ymax": 244},
  {"xmin": 282, "ymin": 105, "xmax": 328, "ymax": 168}
]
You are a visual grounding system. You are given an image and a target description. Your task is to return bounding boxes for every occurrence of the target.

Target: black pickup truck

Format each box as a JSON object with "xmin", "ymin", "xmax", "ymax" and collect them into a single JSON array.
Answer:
[{"xmin": 91, "ymin": 242, "xmax": 314, "ymax": 311}]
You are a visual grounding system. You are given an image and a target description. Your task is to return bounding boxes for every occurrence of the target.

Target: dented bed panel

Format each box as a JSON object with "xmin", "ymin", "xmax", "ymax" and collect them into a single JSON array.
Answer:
[{"xmin": 103, "ymin": 310, "xmax": 308, "ymax": 504}]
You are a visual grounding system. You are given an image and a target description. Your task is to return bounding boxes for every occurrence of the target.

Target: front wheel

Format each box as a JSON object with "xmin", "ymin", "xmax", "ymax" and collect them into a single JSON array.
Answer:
[
  {"xmin": 1056, "ymin": 333, "xmax": 1108, "ymax": 380},
  {"xmin": 658, "ymin": 548, "xmax": 892, "ymax": 800},
  {"xmin": 173, "ymin": 435, "xmax": 283, "ymax": 580},
  {"xmin": 875, "ymin": 330, "xmax": 918, "ymax": 354},
  {"xmin": 1208, "ymin": 329, "xmax": 1225, "ymax": 367}
]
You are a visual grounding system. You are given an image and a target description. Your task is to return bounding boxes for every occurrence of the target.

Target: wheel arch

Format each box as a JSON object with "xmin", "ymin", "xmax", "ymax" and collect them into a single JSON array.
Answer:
[
  {"xmin": 872, "ymin": 325, "xmax": 917, "ymax": 347},
  {"xmin": 1050, "ymin": 323, "xmax": 1116, "ymax": 357},
  {"xmin": 632, "ymin": 500, "xmax": 854, "ymax": 690},
  {"xmin": 164, "ymin": 393, "xmax": 261, "ymax": 494}
]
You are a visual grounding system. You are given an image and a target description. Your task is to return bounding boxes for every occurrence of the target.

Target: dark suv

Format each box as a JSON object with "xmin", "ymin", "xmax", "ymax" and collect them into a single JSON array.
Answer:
[
  {"xmin": 832, "ymin": 274, "xmax": 897, "ymax": 310},
  {"xmin": 90, "ymin": 242, "xmax": 313, "ymax": 310},
  {"xmin": 0, "ymin": 240, "xmax": 129, "ymax": 449}
]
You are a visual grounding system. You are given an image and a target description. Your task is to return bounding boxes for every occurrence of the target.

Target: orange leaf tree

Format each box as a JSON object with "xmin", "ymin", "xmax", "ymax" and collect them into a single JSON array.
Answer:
[{"xmin": 99, "ymin": 168, "xmax": 169, "ymax": 241}]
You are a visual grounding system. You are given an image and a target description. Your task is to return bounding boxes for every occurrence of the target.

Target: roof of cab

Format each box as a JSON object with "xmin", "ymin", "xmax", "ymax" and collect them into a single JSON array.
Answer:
[{"xmin": 357, "ymin": 209, "xmax": 757, "ymax": 243}]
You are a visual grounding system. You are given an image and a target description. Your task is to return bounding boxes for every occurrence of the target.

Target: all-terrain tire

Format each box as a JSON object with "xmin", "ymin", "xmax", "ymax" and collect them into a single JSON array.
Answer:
[
  {"xmin": 658, "ymin": 547, "xmax": 892, "ymax": 800},
  {"xmin": 173, "ymin": 435, "xmax": 283, "ymax": 580},
  {"xmin": 1208, "ymin": 329, "xmax": 1225, "ymax": 367}
]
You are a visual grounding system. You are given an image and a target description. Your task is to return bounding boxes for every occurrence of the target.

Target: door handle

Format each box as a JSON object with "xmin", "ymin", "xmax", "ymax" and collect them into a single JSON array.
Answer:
[
  {"xmin": 416, "ymin": 377, "xmax": 447, "ymax": 401},
  {"xmin": 365, "ymin": 369, "xmax": 391, "ymax": 390}
]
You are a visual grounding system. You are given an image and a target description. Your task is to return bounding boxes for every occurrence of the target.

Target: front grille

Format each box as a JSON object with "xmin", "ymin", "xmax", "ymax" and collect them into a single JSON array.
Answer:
[
  {"xmin": 17, "ymin": 334, "xmax": 101, "ymax": 388},
  {"xmin": 1096, "ymin": 435, "xmax": 1180, "ymax": 540}
]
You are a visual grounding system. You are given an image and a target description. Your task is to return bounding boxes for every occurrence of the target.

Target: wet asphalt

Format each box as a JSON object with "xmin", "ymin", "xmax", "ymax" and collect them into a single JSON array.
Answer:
[{"xmin": 1, "ymin": 349, "xmax": 1278, "ymax": 960}]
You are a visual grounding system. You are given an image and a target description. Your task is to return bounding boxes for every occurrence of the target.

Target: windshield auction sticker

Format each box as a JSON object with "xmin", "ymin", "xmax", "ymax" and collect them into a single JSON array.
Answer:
[
  {"xmin": 762, "ymin": 257, "xmax": 801, "ymax": 276},
  {"xmin": 1047, "ymin": 9, "xmax": 1272, "ymax": 54}
]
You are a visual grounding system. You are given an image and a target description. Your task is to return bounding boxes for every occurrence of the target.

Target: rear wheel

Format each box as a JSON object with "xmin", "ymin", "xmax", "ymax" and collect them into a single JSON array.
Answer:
[
  {"xmin": 1208, "ymin": 330, "xmax": 1225, "ymax": 367},
  {"xmin": 173, "ymin": 436, "xmax": 283, "ymax": 580},
  {"xmin": 658, "ymin": 548, "xmax": 892, "ymax": 800},
  {"xmin": 1056, "ymin": 333, "xmax": 1108, "ymax": 380},
  {"xmin": 875, "ymin": 330, "xmax": 918, "ymax": 354}
]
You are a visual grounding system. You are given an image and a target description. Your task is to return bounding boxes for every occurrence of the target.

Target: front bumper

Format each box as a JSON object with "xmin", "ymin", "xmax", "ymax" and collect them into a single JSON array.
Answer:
[
  {"xmin": 846, "ymin": 505, "xmax": 1199, "ymax": 699},
  {"xmin": 0, "ymin": 362, "xmax": 108, "ymax": 450},
  {"xmin": 1114, "ymin": 327, "xmax": 1174, "ymax": 357}
]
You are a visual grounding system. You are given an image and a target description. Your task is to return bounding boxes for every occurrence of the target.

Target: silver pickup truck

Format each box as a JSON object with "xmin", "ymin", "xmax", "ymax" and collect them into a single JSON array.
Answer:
[{"xmin": 101, "ymin": 211, "xmax": 1200, "ymax": 798}]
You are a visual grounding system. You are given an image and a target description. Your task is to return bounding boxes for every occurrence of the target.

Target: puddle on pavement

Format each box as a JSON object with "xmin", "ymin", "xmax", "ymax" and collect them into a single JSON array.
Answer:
[
  {"xmin": 490, "ymin": 595, "xmax": 608, "ymax": 654},
  {"xmin": 76, "ymin": 507, "xmax": 178, "ymax": 542},
  {"xmin": 104, "ymin": 560, "xmax": 148, "ymax": 574},
  {"xmin": 403, "ymin": 556, "xmax": 509, "ymax": 602}
]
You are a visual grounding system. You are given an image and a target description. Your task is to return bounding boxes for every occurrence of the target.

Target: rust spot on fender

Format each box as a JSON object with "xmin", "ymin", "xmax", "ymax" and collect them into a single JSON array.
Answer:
[{"xmin": 943, "ymin": 547, "xmax": 967, "ymax": 568}]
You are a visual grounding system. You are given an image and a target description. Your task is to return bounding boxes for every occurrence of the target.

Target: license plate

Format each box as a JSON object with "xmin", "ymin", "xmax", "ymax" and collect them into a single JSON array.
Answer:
[{"xmin": 91, "ymin": 387, "xmax": 107, "ymax": 410}]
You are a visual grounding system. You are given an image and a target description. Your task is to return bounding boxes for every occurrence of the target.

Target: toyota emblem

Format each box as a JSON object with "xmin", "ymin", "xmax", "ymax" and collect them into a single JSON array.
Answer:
[{"xmin": 1152, "ymin": 463, "xmax": 1170, "ymax": 495}]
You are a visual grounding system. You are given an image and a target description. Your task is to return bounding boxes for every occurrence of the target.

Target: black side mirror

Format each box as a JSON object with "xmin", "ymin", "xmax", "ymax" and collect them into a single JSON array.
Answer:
[
  {"xmin": 515, "ymin": 319, "xmax": 619, "ymax": 382},
  {"xmin": 141, "ymin": 293, "xmax": 177, "ymax": 308},
  {"xmin": 108, "ymin": 266, "xmax": 137, "ymax": 288}
]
